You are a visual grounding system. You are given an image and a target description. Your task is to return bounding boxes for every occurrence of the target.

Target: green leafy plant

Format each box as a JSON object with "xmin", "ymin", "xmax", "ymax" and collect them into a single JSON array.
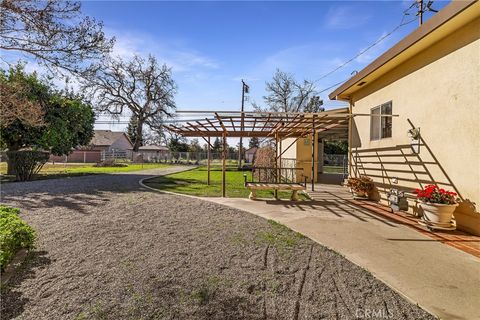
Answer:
[
  {"xmin": 94, "ymin": 159, "xmax": 128, "ymax": 167},
  {"xmin": 346, "ymin": 176, "xmax": 374, "ymax": 194},
  {"xmin": 0, "ymin": 206, "xmax": 36, "ymax": 270},
  {"xmin": 0, "ymin": 65, "xmax": 95, "ymax": 177},
  {"xmin": 414, "ymin": 185, "xmax": 457, "ymax": 205},
  {"xmin": 6, "ymin": 150, "xmax": 50, "ymax": 181}
]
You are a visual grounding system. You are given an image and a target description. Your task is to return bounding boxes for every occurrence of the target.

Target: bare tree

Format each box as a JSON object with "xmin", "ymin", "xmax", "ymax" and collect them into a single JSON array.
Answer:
[
  {"xmin": 83, "ymin": 54, "xmax": 177, "ymax": 151},
  {"xmin": 0, "ymin": 77, "xmax": 44, "ymax": 127},
  {"xmin": 0, "ymin": 0, "xmax": 114, "ymax": 75},
  {"xmin": 143, "ymin": 128, "xmax": 167, "ymax": 146},
  {"xmin": 260, "ymin": 69, "xmax": 316, "ymax": 112}
]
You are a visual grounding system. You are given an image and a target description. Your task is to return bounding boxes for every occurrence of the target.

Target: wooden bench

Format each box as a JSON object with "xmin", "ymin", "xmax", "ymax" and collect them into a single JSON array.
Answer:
[
  {"xmin": 244, "ymin": 167, "xmax": 307, "ymax": 201},
  {"xmin": 245, "ymin": 182, "xmax": 306, "ymax": 201}
]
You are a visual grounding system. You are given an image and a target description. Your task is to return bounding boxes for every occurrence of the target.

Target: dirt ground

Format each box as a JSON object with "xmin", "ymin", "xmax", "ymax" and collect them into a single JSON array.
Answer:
[{"xmin": 1, "ymin": 170, "xmax": 435, "ymax": 320}]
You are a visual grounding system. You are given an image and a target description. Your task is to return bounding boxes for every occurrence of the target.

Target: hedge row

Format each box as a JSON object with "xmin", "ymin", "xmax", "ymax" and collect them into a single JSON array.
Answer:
[{"xmin": 0, "ymin": 206, "xmax": 36, "ymax": 270}]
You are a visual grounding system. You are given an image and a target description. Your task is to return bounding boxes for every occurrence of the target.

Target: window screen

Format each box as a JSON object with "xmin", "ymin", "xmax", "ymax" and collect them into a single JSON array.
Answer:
[
  {"xmin": 381, "ymin": 102, "xmax": 392, "ymax": 138},
  {"xmin": 370, "ymin": 101, "xmax": 392, "ymax": 140},
  {"xmin": 370, "ymin": 106, "xmax": 381, "ymax": 140}
]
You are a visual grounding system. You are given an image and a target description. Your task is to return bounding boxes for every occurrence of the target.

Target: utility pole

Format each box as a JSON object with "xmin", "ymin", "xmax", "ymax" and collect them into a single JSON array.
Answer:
[
  {"xmin": 238, "ymin": 80, "xmax": 249, "ymax": 169},
  {"xmin": 417, "ymin": 0, "xmax": 424, "ymax": 26},
  {"xmin": 416, "ymin": 0, "xmax": 438, "ymax": 26}
]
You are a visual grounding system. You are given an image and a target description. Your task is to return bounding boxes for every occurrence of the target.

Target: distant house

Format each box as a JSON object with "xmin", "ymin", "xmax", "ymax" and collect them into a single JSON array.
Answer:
[
  {"xmin": 50, "ymin": 130, "xmax": 133, "ymax": 163},
  {"xmin": 128, "ymin": 145, "xmax": 170, "ymax": 162},
  {"xmin": 88, "ymin": 130, "xmax": 133, "ymax": 153},
  {"xmin": 245, "ymin": 147, "xmax": 258, "ymax": 164}
]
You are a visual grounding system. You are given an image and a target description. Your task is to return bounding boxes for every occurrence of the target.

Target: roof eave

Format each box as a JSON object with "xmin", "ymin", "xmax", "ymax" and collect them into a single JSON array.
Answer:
[{"xmin": 328, "ymin": 0, "xmax": 477, "ymax": 101}]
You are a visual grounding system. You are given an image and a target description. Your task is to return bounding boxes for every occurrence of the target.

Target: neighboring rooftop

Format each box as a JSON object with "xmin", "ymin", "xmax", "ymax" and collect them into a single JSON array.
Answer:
[
  {"xmin": 90, "ymin": 130, "xmax": 131, "ymax": 146},
  {"xmin": 129, "ymin": 145, "xmax": 169, "ymax": 151}
]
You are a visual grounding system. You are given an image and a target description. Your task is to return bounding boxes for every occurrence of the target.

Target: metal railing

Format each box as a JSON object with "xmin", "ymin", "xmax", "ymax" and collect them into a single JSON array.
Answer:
[{"xmin": 245, "ymin": 167, "xmax": 307, "ymax": 187}]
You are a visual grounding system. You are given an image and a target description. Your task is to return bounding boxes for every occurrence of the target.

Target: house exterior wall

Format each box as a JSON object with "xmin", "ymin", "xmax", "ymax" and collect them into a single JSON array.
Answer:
[
  {"xmin": 280, "ymin": 136, "xmax": 319, "ymax": 183},
  {"xmin": 245, "ymin": 152, "xmax": 255, "ymax": 164},
  {"xmin": 349, "ymin": 17, "xmax": 480, "ymax": 229}
]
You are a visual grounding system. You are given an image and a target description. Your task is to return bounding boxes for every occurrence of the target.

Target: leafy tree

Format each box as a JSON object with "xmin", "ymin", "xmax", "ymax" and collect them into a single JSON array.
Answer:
[
  {"xmin": 324, "ymin": 140, "xmax": 348, "ymax": 154},
  {"xmin": 0, "ymin": 66, "xmax": 95, "ymax": 174},
  {"xmin": 212, "ymin": 137, "xmax": 222, "ymax": 153},
  {"xmin": 0, "ymin": 70, "xmax": 44, "ymax": 128},
  {"xmin": 188, "ymin": 138, "xmax": 203, "ymax": 153},
  {"xmin": 0, "ymin": 0, "xmax": 114, "ymax": 76},
  {"xmin": 126, "ymin": 114, "xmax": 142, "ymax": 147},
  {"xmin": 304, "ymin": 96, "xmax": 325, "ymax": 113},
  {"xmin": 83, "ymin": 54, "xmax": 177, "ymax": 151},
  {"xmin": 228, "ymin": 146, "xmax": 236, "ymax": 155},
  {"xmin": 167, "ymin": 133, "xmax": 189, "ymax": 153},
  {"xmin": 259, "ymin": 69, "xmax": 316, "ymax": 112},
  {"xmin": 249, "ymin": 137, "xmax": 260, "ymax": 149}
]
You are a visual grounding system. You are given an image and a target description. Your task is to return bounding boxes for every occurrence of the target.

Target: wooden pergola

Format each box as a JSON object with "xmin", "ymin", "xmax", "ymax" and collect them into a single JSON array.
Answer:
[{"xmin": 164, "ymin": 108, "xmax": 349, "ymax": 197}]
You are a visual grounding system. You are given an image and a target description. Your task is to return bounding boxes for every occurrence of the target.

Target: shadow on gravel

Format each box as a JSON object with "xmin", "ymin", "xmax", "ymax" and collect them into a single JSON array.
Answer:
[
  {"xmin": 1, "ymin": 251, "xmax": 51, "ymax": 320},
  {"xmin": 0, "ymin": 173, "xmax": 162, "ymax": 213}
]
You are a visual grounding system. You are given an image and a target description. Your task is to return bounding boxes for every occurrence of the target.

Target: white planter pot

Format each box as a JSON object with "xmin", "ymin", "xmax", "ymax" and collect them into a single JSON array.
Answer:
[{"xmin": 420, "ymin": 202, "xmax": 458, "ymax": 225}]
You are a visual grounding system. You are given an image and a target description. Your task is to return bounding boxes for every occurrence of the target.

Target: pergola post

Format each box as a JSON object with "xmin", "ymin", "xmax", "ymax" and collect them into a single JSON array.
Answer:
[
  {"xmin": 207, "ymin": 136, "xmax": 211, "ymax": 185},
  {"xmin": 165, "ymin": 109, "xmax": 351, "ymax": 198},
  {"xmin": 348, "ymin": 100, "xmax": 353, "ymax": 178},
  {"xmin": 222, "ymin": 132, "xmax": 227, "ymax": 197},
  {"xmin": 274, "ymin": 132, "xmax": 279, "ymax": 199},
  {"xmin": 311, "ymin": 115, "xmax": 316, "ymax": 192}
]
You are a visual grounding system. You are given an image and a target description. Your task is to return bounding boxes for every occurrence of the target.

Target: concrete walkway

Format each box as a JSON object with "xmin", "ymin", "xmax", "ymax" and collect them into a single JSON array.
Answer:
[{"xmin": 205, "ymin": 184, "xmax": 480, "ymax": 320}]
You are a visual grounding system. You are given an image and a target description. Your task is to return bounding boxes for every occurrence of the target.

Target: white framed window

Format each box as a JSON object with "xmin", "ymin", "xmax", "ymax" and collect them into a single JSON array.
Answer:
[{"xmin": 370, "ymin": 101, "xmax": 392, "ymax": 140}]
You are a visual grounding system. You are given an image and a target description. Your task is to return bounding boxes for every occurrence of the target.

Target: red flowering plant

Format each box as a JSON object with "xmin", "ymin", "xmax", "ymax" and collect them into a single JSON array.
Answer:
[{"xmin": 414, "ymin": 185, "xmax": 457, "ymax": 205}]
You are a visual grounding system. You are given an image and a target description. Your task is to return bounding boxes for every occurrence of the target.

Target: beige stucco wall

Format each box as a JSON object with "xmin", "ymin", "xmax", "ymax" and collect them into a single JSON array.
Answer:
[
  {"xmin": 350, "ymin": 17, "xmax": 480, "ymax": 221},
  {"xmin": 280, "ymin": 136, "xmax": 319, "ymax": 183}
]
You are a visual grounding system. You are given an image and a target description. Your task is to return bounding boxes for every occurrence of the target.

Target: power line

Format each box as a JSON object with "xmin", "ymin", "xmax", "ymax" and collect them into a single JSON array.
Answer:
[{"xmin": 312, "ymin": 1, "xmax": 419, "ymax": 84}]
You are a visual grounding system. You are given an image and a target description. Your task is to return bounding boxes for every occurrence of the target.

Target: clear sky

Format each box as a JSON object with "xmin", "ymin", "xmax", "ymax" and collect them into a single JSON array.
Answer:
[{"xmin": 8, "ymin": 0, "xmax": 450, "ymax": 131}]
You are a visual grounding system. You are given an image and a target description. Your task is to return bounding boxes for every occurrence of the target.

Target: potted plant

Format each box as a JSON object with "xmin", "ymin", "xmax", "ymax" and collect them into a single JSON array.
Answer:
[
  {"xmin": 346, "ymin": 176, "xmax": 374, "ymax": 199},
  {"xmin": 414, "ymin": 185, "xmax": 458, "ymax": 227}
]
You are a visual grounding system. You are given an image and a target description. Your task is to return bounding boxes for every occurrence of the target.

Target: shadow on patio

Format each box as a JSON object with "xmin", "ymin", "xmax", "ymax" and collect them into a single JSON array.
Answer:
[{"xmin": 301, "ymin": 183, "xmax": 480, "ymax": 258}]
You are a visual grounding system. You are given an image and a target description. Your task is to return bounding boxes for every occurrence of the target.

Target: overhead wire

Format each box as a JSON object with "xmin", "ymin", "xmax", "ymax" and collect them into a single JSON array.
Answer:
[
  {"xmin": 311, "ymin": 1, "xmax": 419, "ymax": 88},
  {"xmin": 96, "ymin": 2, "xmax": 421, "ymax": 127}
]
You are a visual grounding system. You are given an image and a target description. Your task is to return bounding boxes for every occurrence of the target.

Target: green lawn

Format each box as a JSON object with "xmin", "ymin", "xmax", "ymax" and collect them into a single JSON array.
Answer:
[
  {"xmin": 144, "ymin": 166, "xmax": 308, "ymax": 200},
  {"xmin": 323, "ymin": 166, "xmax": 345, "ymax": 174},
  {"xmin": 0, "ymin": 163, "xmax": 173, "ymax": 182}
]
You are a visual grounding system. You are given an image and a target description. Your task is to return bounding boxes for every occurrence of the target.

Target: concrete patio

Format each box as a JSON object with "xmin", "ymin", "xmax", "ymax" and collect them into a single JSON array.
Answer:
[{"xmin": 206, "ymin": 183, "xmax": 480, "ymax": 320}]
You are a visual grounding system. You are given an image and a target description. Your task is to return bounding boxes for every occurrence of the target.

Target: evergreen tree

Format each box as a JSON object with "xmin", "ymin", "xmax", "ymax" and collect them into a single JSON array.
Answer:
[
  {"xmin": 126, "ymin": 115, "xmax": 142, "ymax": 147},
  {"xmin": 212, "ymin": 137, "xmax": 222, "ymax": 153},
  {"xmin": 249, "ymin": 137, "xmax": 260, "ymax": 149}
]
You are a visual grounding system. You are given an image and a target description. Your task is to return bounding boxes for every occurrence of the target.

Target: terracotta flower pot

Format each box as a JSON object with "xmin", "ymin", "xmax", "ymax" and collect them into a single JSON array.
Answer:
[
  {"xmin": 354, "ymin": 190, "xmax": 366, "ymax": 197},
  {"xmin": 420, "ymin": 202, "xmax": 458, "ymax": 225}
]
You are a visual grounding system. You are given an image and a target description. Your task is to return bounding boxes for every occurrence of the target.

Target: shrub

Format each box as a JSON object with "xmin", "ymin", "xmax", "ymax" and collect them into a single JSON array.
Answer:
[
  {"xmin": 253, "ymin": 147, "xmax": 277, "ymax": 182},
  {"xmin": 0, "ymin": 206, "xmax": 36, "ymax": 270},
  {"xmin": 6, "ymin": 150, "xmax": 50, "ymax": 181},
  {"xmin": 253, "ymin": 147, "xmax": 276, "ymax": 168},
  {"xmin": 346, "ymin": 176, "xmax": 374, "ymax": 194},
  {"xmin": 94, "ymin": 159, "xmax": 128, "ymax": 167}
]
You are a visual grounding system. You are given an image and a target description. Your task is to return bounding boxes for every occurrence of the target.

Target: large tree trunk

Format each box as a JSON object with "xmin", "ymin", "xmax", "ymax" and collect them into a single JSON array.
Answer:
[
  {"xmin": 7, "ymin": 156, "xmax": 16, "ymax": 175},
  {"xmin": 6, "ymin": 145, "xmax": 19, "ymax": 175},
  {"xmin": 133, "ymin": 119, "xmax": 144, "ymax": 152}
]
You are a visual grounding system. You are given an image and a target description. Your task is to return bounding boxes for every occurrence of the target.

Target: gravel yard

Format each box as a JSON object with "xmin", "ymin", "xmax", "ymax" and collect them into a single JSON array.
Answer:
[{"xmin": 0, "ymin": 168, "xmax": 434, "ymax": 320}]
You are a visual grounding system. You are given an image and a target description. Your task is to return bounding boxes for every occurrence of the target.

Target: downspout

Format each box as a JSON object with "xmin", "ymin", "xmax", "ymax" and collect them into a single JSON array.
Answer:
[{"xmin": 348, "ymin": 98, "xmax": 354, "ymax": 178}]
